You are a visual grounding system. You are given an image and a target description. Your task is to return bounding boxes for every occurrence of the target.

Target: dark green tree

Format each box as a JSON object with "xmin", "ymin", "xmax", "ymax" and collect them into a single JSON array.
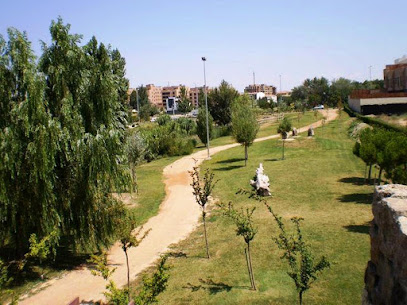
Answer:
[
  {"xmin": 177, "ymin": 86, "xmax": 192, "ymax": 113},
  {"xmin": 137, "ymin": 85, "xmax": 149, "ymax": 107},
  {"xmin": 0, "ymin": 18, "xmax": 130, "ymax": 256},
  {"xmin": 231, "ymin": 97, "xmax": 259, "ymax": 166},
  {"xmin": 207, "ymin": 80, "xmax": 239, "ymax": 125}
]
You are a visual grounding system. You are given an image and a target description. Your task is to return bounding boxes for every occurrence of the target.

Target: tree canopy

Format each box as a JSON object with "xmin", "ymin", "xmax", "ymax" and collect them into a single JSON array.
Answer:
[
  {"xmin": 207, "ymin": 80, "xmax": 239, "ymax": 125},
  {"xmin": 0, "ymin": 18, "xmax": 130, "ymax": 255}
]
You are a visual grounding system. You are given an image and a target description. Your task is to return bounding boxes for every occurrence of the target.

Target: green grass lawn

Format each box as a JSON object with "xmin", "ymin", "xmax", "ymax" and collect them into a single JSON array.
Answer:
[
  {"xmin": 197, "ymin": 111, "xmax": 323, "ymax": 148},
  {"xmin": 132, "ymin": 156, "xmax": 180, "ymax": 224},
  {"xmin": 156, "ymin": 113, "xmax": 373, "ymax": 305}
]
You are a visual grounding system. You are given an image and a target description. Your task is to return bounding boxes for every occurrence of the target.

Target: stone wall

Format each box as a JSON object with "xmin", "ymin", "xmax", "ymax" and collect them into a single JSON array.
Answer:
[{"xmin": 363, "ymin": 184, "xmax": 407, "ymax": 305}]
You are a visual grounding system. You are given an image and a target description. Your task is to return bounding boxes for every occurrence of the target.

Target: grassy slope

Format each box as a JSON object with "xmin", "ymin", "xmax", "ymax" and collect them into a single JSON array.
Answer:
[{"xmin": 157, "ymin": 113, "xmax": 373, "ymax": 305}]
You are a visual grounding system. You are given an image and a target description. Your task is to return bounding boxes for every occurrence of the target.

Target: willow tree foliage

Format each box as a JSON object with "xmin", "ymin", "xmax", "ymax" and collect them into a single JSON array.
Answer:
[{"xmin": 0, "ymin": 18, "xmax": 130, "ymax": 256}]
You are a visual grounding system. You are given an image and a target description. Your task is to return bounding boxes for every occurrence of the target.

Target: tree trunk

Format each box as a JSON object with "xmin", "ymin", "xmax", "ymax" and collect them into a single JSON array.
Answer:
[
  {"xmin": 244, "ymin": 145, "xmax": 248, "ymax": 166},
  {"xmin": 203, "ymin": 211, "xmax": 210, "ymax": 259},
  {"xmin": 364, "ymin": 166, "xmax": 367, "ymax": 182},
  {"xmin": 378, "ymin": 167, "xmax": 383, "ymax": 185},
  {"xmin": 125, "ymin": 248, "xmax": 130, "ymax": 295},
  {"xmin": 299, "ymin": 290, "xmax": 303, "ymax": 305},
  {"xmin": 244, "ymin": 247, "xmax": 253, "ymax": 289},
  {"xmin": 282, "ymin": 139, "xmax": 285, "ymax": 160},
  {"xmin": 368, "ymin": 164, "xmax": 372, "ymax": 183},
  {"xmin": 247, "ymin": 242, "xmax": 256, "ymax": 290}
]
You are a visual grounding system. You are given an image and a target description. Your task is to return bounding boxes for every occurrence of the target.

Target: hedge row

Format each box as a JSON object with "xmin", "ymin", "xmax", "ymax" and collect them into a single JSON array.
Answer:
[{"xmin": 344, "ymin": 103, "xmax": 407, "ymax": 135}]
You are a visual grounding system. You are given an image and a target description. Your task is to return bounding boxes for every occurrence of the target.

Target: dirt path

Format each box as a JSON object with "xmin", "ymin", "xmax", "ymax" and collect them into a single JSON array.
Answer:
[{"xmin": 19, "ymin": 109, "xmax": 337, "ymax": 305}]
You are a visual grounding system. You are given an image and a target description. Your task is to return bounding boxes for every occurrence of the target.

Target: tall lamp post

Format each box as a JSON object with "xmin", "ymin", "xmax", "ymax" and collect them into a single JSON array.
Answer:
[{"xmin": 202, "ymin": 57, "xmax": 210, "ymax": 159}]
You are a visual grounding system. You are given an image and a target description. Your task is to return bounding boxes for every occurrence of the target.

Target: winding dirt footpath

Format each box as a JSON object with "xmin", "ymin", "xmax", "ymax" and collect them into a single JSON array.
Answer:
[{"xmin": 19, "ymin": 109, "xmax": 337, "ymax": 305}]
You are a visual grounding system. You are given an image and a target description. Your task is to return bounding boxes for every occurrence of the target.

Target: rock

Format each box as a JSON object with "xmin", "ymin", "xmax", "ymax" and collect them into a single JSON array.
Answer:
[
  {"xmin": 282, "ymin": 131, "xmax": 289, "ymax": 139},
  {"xmin": 292, "ymin": 127, "xmax": 298, "ymax": 136},
  {"xmin": 364, "ymin": 184, "xmax": 407, "ymax": 305},
  {"xmin": 308, "ymin": 127, "xmax": 314, "ymax": 136},
  {"xmin": 250, "ymin": 163, "xmax": 271, "ymax": 196}
]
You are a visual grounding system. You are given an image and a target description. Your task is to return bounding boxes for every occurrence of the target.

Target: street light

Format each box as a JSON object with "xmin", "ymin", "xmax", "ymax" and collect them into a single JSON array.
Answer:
[{"xmin": 202, "ymin": 57, "xmax": 210, "ymax": 159}]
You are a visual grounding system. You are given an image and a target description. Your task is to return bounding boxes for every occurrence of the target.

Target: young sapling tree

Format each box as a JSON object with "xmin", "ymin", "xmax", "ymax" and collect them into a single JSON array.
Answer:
[
  {"xmin": 190, "ymin": 166, "xmax": 217, "ymax": 259},
  {"xmin": 220, "ymin": 202, "xmax": 258, "ymax": 290},
  {"xmin": 277, "ymin": 117, "xmax": 292, "ymax": 160},
  {"xmin": 264, "ymin": 203, "xmax": 330, "ymax": 305},
  {"xmin": 117, "ymin": 214, "xmax": 151, "ymax": 295}
]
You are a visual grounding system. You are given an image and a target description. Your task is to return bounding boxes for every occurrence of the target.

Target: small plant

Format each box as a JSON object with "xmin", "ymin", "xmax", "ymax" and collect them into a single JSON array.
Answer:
[
  {"xmin": 190, "ymin": 166, "xmax": 217, "ymax": 259},
  {"xmin": 25, "ymin": 230, "xmax": 60, "ymax": 280},
  {"xmin": 117, "ymin": 213, "xmax": 151, "ymax": 295},
  {"xmin": 264, "ymin": 204, "xmax": 330, "ymax": 305},
  {"xmin": 277, "ymin": 117, "xmax": 292, "ymax": 160},
  {"xmin": 89, "ymin": 252, "xmax": 170, "ymax": 305},
  {"xmin": 220, "ymin": 202, "xmax": 258, "ymax": 290}
]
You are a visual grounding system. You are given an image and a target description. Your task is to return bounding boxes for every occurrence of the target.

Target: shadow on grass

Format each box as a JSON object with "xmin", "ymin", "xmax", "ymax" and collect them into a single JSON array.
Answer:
[
  {"xmin": 344, "ymin": 223, "xmax": 370, "ymax": 235},
  {"xmin": 338, "ymin": 177, "xmax": 366, "ymax": 185},
  {"xmin": 338, "ymin": 193, "xmax": 373, "ymax": 204},
  {"xmin": 167, "ymin": 251, "xmax": 188, "ymax": 258},
  {"xmin": 183, "ymin": 278, "xmax": 245, "ymax": 294},
  {"xmin": 216, "ymin": 158, "xmax": 245, "ymax": 164},
  {"xmin": 214, "ymin": 165, "xmax": 243, "ymax": 171},
  {"xmin": 264, "ymin": 158, "xmax": 281, "ymax": 162}
]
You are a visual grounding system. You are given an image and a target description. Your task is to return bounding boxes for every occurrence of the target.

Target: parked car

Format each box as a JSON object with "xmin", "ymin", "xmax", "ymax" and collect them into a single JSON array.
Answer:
[{"xmin": 313, "ymin": 105, "xmax": 324, "ymax": 110}]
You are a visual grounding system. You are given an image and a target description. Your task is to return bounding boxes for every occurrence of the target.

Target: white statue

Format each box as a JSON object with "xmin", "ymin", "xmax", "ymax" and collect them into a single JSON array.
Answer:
[{"xmin": 250, "ymin": 163, "xmax": 271, "ymax": 196}]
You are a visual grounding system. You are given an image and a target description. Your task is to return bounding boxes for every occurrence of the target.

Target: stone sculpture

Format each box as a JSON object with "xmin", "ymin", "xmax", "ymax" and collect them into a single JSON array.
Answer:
[
  {"xmin": 250, "ymin": 163, "xmax": 271, "ymax": 196},
  {"xmin": 292, "ymin": 127, "xmax": 298, "ymax": 136},
  {"xmin": 308, "ymin": 126, "xmax": 314, "ymax": 136}
]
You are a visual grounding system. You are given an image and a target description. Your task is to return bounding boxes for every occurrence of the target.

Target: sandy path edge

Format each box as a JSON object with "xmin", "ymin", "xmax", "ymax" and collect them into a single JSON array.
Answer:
[{"xmin": 19, "ymin": 109, "xmax": 337, "ymax": 305}]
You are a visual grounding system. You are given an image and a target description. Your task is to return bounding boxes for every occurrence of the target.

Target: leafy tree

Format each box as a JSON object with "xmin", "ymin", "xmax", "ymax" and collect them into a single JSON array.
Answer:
[
  {"xmin": 277, "ymin": 118, "xmax": 292, "ymax": 160},
  {"xmin": 177, "ymin": 86, "xmax": 192, "ymax": 113},
  {"xmin": 231, "ymin": 97, "xmax": 259, "ymax": 166},
  {"xmin": 139, "ymin": 103, "xmax": 159, "ymax": 121},
  {"xmin": 130, "ymin": 90, "xmax": 138, "ymax": 109},
  {"xmin": 0, "ymin": 18, "xmax": 130, "ymax": 256},
  {"xmin": 190, "ymin": 167, "xmax": 217, "ymax": 259},
  {"xmin": 221, "ymin": 203, "xmax": 258, "ymax": 290},
  {"xmin": 137, "ymin": 85, "xmax": 150, "ymax": 107},
  {"xmin": 126, "ymin": 131, "xmax": 148, "ymax": 193},
  {"xmin": 156, "ymin": 113, "xmax": 172, "ymax": 126},
  {"xmin": 264, "ymin": 204, "xmax": 330, "ymax": 305},
  {"xmin": 207, "ymin": 80, "xmax": 239, "ymax": 125},
  {"xmin": 196, "ymin": 106, "xmax": 213, "ymax": 146}
]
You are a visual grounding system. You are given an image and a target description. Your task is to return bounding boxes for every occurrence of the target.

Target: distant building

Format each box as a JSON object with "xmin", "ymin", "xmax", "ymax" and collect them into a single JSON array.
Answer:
[
  {"xmin": 162, "ymin": 85, "xmax": 189, "ymax": 109},
  {"xmin": 146, "ymin": 84, "xmax": 163, "ymax": 108},
  {"xmin": 244, "ymin": 84, "xmax": 277, "ymax": 99},
  {"xmin": 277, "ymin": 91, "xmax": 292, "ymax": 98},
  {"xmin": 349, "ymin": 56, "xmax": 407, "ymax": 114},
  {"xmin": 189, "ymin": 87, "xmax": 201, "ymax": 108}
]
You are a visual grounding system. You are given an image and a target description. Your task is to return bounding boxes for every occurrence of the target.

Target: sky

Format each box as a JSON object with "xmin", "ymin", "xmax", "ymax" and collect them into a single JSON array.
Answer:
[{"xmin": 1, "ymin": 0, "xmax": 407, "ymax": 92}]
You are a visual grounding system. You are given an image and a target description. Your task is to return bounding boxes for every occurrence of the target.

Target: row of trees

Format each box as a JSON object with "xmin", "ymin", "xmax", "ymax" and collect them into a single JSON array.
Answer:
[
  {"xmin": 290, "ymin": 77, "xmax": 384, "ymax": 108},
  {"xmin": 190, "ymin": 168, "xmax": 330, "ymax": 305},
  {"xmin": 0, "ymin": 19, "xmax": 130, "ymax": 257},
  {"xmin": 353, "ymin": 128, "xmax": 407, "ymax": 184}
]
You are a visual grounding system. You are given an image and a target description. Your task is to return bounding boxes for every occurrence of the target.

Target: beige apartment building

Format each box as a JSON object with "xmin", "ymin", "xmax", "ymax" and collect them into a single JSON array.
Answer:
[
  {"xmin": 162, "ymin": 85, "xmax": 190, "ymax": 108},
  {"xmin": 244, "ymin": 84, "xmax": 277, "ymax": 98},
  {"xmin": 146, "ymin": 84, "xmax": 163, "ymax": 108}
]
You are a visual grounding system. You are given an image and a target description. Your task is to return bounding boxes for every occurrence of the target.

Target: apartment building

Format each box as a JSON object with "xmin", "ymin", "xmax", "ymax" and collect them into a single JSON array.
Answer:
[
  {"xmin": 384, "ymin": 56, "xmax": 407, "ymax": 93},
  {"xmin": 244, "ymin": 84, "xmax": 277, "ymax": 98},
  {"xmin": 162, "ymin": 85, "xmax": 189, "ymax": 108},
  {"xmin": 146, "ymin": 84, "xmax": 163, "ymax": 108}
]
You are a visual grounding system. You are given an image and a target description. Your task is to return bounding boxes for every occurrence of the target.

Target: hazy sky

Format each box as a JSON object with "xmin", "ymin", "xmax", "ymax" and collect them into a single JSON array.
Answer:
[{"xmin": 1, "ymin": 0, "xmax": 406, "ymax": 91}]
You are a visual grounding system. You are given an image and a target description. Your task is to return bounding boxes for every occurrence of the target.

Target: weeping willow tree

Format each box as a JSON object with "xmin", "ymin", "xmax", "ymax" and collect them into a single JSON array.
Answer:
[{"xmin": 0, "ymin": 18, "xmax": 131, "ymax": 256}]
